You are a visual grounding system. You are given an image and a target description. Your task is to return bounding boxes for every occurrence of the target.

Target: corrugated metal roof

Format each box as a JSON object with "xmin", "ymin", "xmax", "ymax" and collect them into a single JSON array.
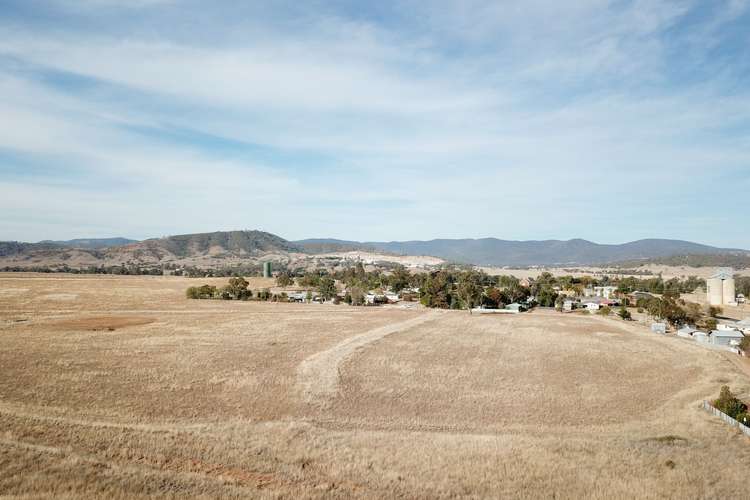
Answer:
[{"xmin": 711, "ymin": 329, "xmax": 744, "ymax": 337}]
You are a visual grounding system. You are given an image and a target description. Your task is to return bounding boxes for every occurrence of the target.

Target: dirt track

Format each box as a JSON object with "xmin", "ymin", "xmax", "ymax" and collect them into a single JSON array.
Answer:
[{"xmin": 297, "ymin": 310, "xmax": 443, "ymax": 405}]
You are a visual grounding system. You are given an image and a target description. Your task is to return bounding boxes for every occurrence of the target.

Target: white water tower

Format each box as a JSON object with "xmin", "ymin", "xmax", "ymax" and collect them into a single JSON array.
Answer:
[{"xmin": 707, "ymin": 268, "xmax": 736, "ymax": 306}]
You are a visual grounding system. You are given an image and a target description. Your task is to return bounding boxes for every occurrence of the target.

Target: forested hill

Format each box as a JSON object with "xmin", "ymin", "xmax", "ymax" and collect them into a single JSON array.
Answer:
[{"xmin": 296, "ymin": 237, "xmax": 744, "ymax": 267}]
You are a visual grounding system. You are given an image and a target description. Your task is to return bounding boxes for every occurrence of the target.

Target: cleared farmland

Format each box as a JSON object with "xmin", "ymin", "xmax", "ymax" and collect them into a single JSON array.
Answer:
[{"xmin": 2, "ymin": 274, "xmax": 750, "ymax": 499}]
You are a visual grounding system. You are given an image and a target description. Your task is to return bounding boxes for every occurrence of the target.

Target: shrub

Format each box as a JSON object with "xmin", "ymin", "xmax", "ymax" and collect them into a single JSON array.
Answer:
[
  {"xmin": 707, "ymin": 306, "xmax": 723, "ymax": 318},
  {"xmin": 597, "ymin": 306, "xmax": 612, "ymax": 316},
  {"xmin": 701, "ymin": 318, "xmax": 718, "ymax": 331},
  {"xmin": 740, "ymin": 336, "xmax": 750, "ymax": 354},
  {"xmin": 713, "ymin": 386, "xmax": 748, "ymax": 420},
  {"xmin": 735, "ymin": 412, "xmax": 750, "ymax": 426},
  {"xmin": 618, "ymin": 307, "xmax": 632, "ymax": 320}
]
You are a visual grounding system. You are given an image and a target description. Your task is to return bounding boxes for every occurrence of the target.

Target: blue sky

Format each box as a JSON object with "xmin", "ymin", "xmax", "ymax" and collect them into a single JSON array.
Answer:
[{"xmin": 1, "ymin": 0, "xmax": 749, "ymax": 247}]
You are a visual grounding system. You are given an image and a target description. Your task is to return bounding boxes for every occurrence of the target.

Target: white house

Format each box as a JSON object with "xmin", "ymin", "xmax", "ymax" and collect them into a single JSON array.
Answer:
[
  {"xmin": 593, "ymin": 286, "xmax": 618, "ymax": 299},
  {"xmin": 584, "ymin": 301, "xmax": 600, "ymax": 312},
  {"xmin": 563, "ymin": 300, "xmax": 576, "ymax": 311}
]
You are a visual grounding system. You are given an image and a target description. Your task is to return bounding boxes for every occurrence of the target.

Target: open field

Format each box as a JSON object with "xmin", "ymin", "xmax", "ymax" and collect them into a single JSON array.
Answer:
[{"xmin": 2, "ymin": 274, "xmax": 750, "ymax": 498}]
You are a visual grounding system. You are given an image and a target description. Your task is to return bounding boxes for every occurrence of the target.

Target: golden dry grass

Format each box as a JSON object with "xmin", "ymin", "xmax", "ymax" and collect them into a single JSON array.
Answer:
[{"xmin": 1, "ymin": 273, "xmax": 750, "ymax": 499}]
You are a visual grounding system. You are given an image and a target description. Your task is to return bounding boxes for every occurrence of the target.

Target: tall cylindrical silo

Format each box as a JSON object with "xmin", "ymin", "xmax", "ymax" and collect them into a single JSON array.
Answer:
[
  {"xmin": 707, "ymin": 278, "xmax": 723, "ymax": 306},
  {"xmin": 723, "ymin": 278, "xmax": 736, "ymax": 305},
  {"xmin": 263, "ymin": 262, "xmax": 272, "ymax": 278}
]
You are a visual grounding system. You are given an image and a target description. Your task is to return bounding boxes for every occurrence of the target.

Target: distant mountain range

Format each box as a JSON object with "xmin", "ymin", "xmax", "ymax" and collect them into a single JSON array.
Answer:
[
  {"xmin": 295, "ymin": 237, "xmax": 746, "ymax": 267},
  {"xmin": 38, "ymin": 238, "xmax": 138, "ymax": 249},
  {"xmin": 0, "ymin": 230, "xmax": 746, "ymax": 269}
]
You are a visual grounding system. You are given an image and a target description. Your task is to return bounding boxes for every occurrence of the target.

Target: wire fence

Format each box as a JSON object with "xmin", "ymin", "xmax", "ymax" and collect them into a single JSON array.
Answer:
[{"xmin": 702, "ymin": 401, "xmax": 750, "ymax": 437}]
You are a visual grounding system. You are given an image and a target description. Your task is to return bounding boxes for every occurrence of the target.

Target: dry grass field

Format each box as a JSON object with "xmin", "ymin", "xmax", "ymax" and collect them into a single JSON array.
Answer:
[{"xmin": 2, "ymin": 273, "xmax": 750, "ymax": 499}]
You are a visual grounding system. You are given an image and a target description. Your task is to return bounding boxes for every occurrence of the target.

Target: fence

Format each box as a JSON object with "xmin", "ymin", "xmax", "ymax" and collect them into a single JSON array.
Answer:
[{"xmin": 702, "ymin": 401, "xmax": 750, "ymax": 437}]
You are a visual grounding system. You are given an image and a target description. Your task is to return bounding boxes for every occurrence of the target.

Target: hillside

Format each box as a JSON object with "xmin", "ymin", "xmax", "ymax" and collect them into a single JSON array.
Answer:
[
  {"xmin": 38, "ymin": 238, "xmax": 138, "ymax": 249},
  {"xmin": 0, "ymin": 231, "xmax": 304, "ymax": 269},
  {"xmin": 299, "ymin": 237, "xmax": 743, "ymax": 267},
  {"xmin": 2, "ymin": 232, "xmax": 745, "ymax": 270},
  {"xmin": 614, "ymin": 253, "xmax": 750, "ymax": 270}
]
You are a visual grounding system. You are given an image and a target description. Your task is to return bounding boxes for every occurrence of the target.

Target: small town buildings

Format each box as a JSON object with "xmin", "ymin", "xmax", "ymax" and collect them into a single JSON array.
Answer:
[
  {"xmin": 505, "ymin": 303, "xmax": 527, "ymax": 313},
  {"xmin": 563, "ymin": 299, "xmax": 576, "ymax": 311},
  {"xmin": 736, "ymin": 318, "xmax": 750, "ymax": 334},
  {"xmin": 710, "ymin": 328, "xmax": 744, "ymax": 347}
]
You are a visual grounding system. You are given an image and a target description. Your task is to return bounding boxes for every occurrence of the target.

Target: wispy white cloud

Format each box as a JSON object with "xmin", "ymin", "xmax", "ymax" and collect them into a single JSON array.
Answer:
[{"xmin": 0, "ymin": 1, "xmax": 748, "ymax": 247}]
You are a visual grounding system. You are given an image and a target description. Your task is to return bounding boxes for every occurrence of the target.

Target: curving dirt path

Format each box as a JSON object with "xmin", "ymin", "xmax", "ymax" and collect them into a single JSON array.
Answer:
[{"xmin": 297, "ymin": 310, "xmax": 443, "ymax": 406}]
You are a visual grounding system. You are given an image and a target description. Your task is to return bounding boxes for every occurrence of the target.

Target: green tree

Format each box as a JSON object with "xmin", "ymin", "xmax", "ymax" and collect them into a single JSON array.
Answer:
[
  {"xmin": 226, "ymin": 277, "xmax": 250, "ymax": 300},
  {"xmin": 349, "ymin": 286, "xmax": 365, "ymax": 306},
  {"xmin": 420, "ymin": 271, "xmax": 452, "ymax": 309},
  {"xmin": 617, "ymin": 307, "xmax": 632, "ymax": 320},
  {"xmin": 276, "ymin": 272, "xmax": 294, "ymax": 287},
  {"xmin": 457, "ymin": 271, "xmax": 483, "ymax": 312},
  {"xmin": 318, "ymin": 276, "xmax": 337, "ymax": 301},
  {"xmin": 389, "ymin": 266, "xmax": 411, "ymax": 293},
  {"xmin": 536, "ymin": 286, "xmax": 559, "ymax": 307},
  {"xmin": 714, "ymin": 386, "xmax": 747, "ymax": 419}
]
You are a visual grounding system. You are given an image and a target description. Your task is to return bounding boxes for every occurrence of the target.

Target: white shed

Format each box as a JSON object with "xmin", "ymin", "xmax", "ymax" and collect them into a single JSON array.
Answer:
[
  {"xmin": 651, "ymin": 323, "xmax": 667, "ymax": 335},
  {"xmin": 694, "ymin": 331, "xmax": 709, "ymax": 343},
  {"xmin": 677, "ymin": 326, "xmax": 698, "ymax": 339}
]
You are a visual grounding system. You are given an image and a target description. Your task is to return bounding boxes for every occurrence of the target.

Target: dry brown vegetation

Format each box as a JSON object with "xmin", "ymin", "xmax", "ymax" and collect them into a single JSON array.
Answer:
[{"xmin": 2, "ymin": 273, "xmax": 750, "ymax": 498}]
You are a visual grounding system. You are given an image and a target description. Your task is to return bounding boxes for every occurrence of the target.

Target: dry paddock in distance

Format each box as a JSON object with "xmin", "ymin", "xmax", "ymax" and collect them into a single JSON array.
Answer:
[{"xmin": 1, "ymin": 273, "xmax": 750, "ymax": 499}]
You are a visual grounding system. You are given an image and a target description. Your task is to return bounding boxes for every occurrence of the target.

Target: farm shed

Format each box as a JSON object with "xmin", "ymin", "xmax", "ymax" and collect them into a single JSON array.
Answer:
[
  {"xmin": 677, "ymin": 326, "xmax": 699, "ymax": 339},
  {"xmin": 651, "ymin": 323, "xmax": 667, "ymax": 335},
  {"xmin": 710, "ymin": 329, "xmax": 744, "ymax": 347},
  {"xmin": 694, "ymin": 331, "xmax": 709, "ymax": 343}
]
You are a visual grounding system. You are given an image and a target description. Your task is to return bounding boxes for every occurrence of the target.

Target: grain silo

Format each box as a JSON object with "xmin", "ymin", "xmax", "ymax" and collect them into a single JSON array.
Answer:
[
  {"xmin": 707, "ymin": 269, "xmax": 736, "ymax": 306},
  {"xmin": 262, "ymin": 262, "xmax": 272, "ymax": 278},
  {"xmin": 723, "ymin": 277, "xmax": 736, "ymax": 305},
  {"xmin": 707, "ymin": 278, "xmax": 723, "ymax": 306}
]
